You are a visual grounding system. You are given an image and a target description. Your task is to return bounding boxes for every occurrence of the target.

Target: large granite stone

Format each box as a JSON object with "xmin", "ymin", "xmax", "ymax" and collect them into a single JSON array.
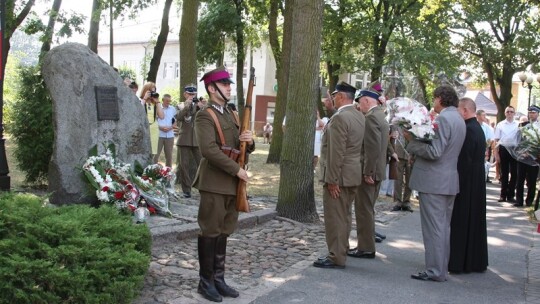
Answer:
[{"xmin": 42, "ymin": 43, "xmax": 151, "ymax": 205}]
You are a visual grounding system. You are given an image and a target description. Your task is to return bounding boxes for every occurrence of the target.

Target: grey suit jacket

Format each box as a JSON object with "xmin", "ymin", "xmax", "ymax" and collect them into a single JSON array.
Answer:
[
  {"xmin": 406, "ymin": 106, "xmax": 466, "ymax": 195},
  {"xmin": 362, "ymin": 106, "xmax": 389, "ymax": 182},
  {"xmin": 319, "ymin": 105, "xmax": 365, "ymax": 187}
]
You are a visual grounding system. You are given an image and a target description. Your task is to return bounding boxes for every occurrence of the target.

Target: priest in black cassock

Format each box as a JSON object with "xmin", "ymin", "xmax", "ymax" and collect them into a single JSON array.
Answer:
[{"xmin": 449, "ymin": 97, "xmax": 488, "ymax": 273}]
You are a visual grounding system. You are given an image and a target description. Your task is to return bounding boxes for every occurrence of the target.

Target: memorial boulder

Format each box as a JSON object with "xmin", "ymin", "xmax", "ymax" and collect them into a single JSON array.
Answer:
[{"xmin": 42, "ymin": 43, "xmax": 151, "ymax": 205}]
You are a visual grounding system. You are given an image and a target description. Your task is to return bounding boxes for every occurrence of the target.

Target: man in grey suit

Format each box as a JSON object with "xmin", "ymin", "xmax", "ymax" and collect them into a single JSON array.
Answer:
[
  {"xmin": 347, "ymin": 88, "xmax": 389, "ymax": 259},
  {"xmin": 404, "ymin": 85, "xmax": 466, "ymax": 282},
  {"xmin": 314, "ymin": 82, "xmax": 365, "ymax": 269}
]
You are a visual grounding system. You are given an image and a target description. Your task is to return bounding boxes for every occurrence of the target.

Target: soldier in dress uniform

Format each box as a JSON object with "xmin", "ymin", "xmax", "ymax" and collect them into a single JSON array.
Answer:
[{"xmin": 193, "ymin": 67, "xmax": 255, "ymax": 302}]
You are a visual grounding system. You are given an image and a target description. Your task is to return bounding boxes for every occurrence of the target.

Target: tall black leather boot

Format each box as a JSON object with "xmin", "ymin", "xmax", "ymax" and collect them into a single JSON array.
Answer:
[
  {"xmin": 214, "ymin": 234, "xmax": 239, "ymax": 298},
  {"xmin": 197, "ymin": 236, "xmax": 222, "ymax": 302}
]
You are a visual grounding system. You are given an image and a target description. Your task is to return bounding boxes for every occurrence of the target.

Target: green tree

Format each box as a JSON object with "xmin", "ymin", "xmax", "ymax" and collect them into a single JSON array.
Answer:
[
  {"xmin": 276, "ymin": 0, "xmax": 323, "ymax": 222},
  {"xmin": 4, "ymin": 0, "xmax": 37, "ymax": 80},
  {"xmin": 444, "ymin": 0, "xmax": 540, "ymax": 121}
]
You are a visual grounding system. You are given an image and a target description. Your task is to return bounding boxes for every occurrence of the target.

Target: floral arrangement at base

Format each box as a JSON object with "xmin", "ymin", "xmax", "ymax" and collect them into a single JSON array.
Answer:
[
  {"xmin": 82, "ymin": 145, "xmax": 175, "ymax": 219},
  {"xmin": 386, "ymin": 97, "xmax": 437, "ymax": 143},
  {"xmin": 82, "ymin": 148, "xmax": 139, "ymax": 211},
  {"xmin": 130, "ymin": 163, "xmax": 174, "ymax": 217}
]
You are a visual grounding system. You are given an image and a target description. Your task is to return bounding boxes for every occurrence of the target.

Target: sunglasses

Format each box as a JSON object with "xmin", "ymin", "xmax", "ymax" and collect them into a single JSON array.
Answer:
[{"xmin": 506, "ymin": 111, "xmax": 515, "ymax": 113}]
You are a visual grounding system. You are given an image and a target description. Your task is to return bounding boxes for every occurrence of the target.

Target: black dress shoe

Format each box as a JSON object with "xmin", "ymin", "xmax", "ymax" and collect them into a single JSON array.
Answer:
[
  {"xmin": 391, "ymin": 205, "xmax": 402, "ymax": 211},
  {"xmin": 183, "ymin": 192, "xmax": 191, "ymax": 198},
  {"xmin": 411, "ymin": 271, "xmax": 434, "ymax": 281},
  {"xmin": 513, "ymin": 203, "xmax": 524, "ymax": 207},
  {"xmin": 375, "ymin": 232, "xmax": 386, "ymax": 240},
  {"xmin": 313, "ymin": 257, "xmax": 345, "ymax": 269},
  {"xmin": 346, "ymin": 248, "xmax": 375, "ymax": 259},
  {"xmin": 507, "ymin": 197, "xmax": 516, "ymax": 203},
  {"xmin": 375, "ymin": 236, "xmax": 383, "ymax": 243},
  {"xmin": 401, "ymin": 206, "xmax": 413, "ymax": 212},
  {"xmin": 498, "ymin": 197, "xmax": 506, "ymax": 202}
]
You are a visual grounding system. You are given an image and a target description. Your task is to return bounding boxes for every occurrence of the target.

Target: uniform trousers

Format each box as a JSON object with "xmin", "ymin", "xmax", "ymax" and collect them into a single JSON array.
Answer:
[
  {"xmin": 153, "ymin": 137, "xmax": 175, "ymax": 167},
  {"xmin": 177, "ymin": 145, "xmax": 202, "ymax": 193},
  {"xmin": 418, "ymin": 192, "xmax": 455, "ymax": 282},
  {"xmin": 354, "ymin": 181, "xmax": 381, "ymax": 252},
  {"xmin": 198, "ymin": 190, "xmax": 238, "ymax": 237},
  {"xmin": 323, "ymin": 185, "xmax": 357, "ymax": 266},
  {"xmin": 394, "ymin": 159, "xmax": 412, "ymax": 206},
  {"xmin": 516, "ymin": 162, "xmax": 539, "ymax": 206}
]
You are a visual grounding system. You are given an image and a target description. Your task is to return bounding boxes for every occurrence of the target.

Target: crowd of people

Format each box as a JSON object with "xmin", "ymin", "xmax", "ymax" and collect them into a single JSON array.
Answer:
[
  {"xmin": 315, "ymin": 83, "xmax": 490, "ymax": 283},
  {"xmin": 125, "ymin": 70, "xmax": 537, "ymax": 299}
]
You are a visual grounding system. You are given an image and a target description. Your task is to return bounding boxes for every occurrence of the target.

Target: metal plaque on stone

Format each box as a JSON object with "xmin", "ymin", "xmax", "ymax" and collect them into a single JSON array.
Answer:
[{"xmin": 95, "ymin": 86, "xmax": 119, "ymax": 121}]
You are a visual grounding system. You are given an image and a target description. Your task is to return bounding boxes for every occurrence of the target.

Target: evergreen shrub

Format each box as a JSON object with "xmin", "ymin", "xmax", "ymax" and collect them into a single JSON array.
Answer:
[
  {"xmin": 8, "ymin": 65, "xmax": 53, "ymax": 184},
  {"xmin": 0, "ymin": 193, "xmax": 151, "ymax": 303}
]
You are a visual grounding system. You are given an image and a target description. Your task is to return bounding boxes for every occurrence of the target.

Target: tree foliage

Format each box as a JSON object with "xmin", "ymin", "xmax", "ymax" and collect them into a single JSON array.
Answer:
[{"xmin": 443, "ymin": 0, "xmax": 540, "ymax": 121}]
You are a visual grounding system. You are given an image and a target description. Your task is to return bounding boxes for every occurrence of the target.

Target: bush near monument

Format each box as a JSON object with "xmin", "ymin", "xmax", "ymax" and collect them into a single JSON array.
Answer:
[
  {"xmin": 8, "ymin": 65, "xmax": 53, "ymax": 185},
  {"xmin": 0, "ymin": 193, "xmax": 151, "ymax": 303}
]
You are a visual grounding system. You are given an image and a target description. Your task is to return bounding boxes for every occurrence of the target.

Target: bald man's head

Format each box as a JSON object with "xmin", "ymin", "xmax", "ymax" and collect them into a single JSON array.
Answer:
[{"xmin": 458, "ymin": 97, "xmax": 477, "ymax": 120}]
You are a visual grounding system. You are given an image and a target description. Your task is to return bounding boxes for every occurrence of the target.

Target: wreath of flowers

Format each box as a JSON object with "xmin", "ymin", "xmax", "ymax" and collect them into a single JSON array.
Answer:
[
  {"xmin": 83, "ymin": 147, "xmax": 175, "ymax": 218},
  {"xmin": 82, "ymin": 149, "xmax": 139, "ymax": 211}
]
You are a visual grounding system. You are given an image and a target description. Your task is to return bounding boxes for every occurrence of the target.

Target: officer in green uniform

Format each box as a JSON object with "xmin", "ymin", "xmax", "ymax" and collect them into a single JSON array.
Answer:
[{"xmin": 193, "ymin": 67, "xmax": 255, "ymax": 302}]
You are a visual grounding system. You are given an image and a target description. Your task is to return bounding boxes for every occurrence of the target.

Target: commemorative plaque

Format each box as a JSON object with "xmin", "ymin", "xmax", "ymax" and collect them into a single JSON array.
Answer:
[{"xmin": 95, "ymin": 86, "xmax": 119, "ymax": 121}]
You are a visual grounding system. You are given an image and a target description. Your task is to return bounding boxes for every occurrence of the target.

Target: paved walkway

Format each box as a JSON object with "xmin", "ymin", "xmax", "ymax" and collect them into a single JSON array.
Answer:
[{"xmin": 134, "ymin": 180, "xmax": 539, "ymax": 304}]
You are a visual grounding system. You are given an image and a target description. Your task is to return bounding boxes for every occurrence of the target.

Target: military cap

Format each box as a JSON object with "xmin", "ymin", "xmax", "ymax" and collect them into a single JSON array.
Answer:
[
  {"xmin": 331, "ymin": 81, "xmax": 357, "ymax": 95},
  {"xmin": 528, "ymin": 105, "xmax": 540, "ymax": 113},
  {"xmin": 184, "ymin": 83, "xmax": 197, "ymax": 93},
  {"xmin": 200, "ymin": 67, "xmax": 235, "ymax": 85},
  {"xmin": 355, "ymin": 88, "xmax": 381, "ymax": 102}
]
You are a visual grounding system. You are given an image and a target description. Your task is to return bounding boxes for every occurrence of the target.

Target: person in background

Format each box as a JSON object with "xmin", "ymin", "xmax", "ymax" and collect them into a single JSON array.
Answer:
[
  {"xmin": 391, "ymin": 125, "xmax": 413, "ymax": 212},
  {"xmin": 314, "ymin": 110, "xmax": 329, "ymax": 170},
  {"xmin": 494, "ymin": 106, "xmax": 519, "ymax": 203},
  {"xmin": 153, "ymin": 94, "xmax": 176, "ymax": 167},
  {"xmin": 129, "ymin": 81, "xmax": 139, "ymax": 95},
  {"xmin": 449, "ymin": 97, "xmax": 488, "ymax": 274},
  {"xmin": 176, "ymin": 84, "xmax": 203, "ymax": 199},
  {"xmin": 514, "ymin": 105, "xmax": 540, "ymax": 207},
  {"xmin": 476, "ymin": 109, "xmax": 494, "ymax": 182},
  {"xmin": 193, "ymin": 68, "xmax": 255, "ymax": 302},
  {"xmin": 140, "ymin": 81, "xmax": 163, "ymax": 157},
  {"xmin": 313, "ymin": 81, "xmax": 364, "ymax": 269},
  {"xmin": 263, "ymin": 122, "xmax": 273, "ymax": 144},
  {"xmin": 405, "ymin": 85, "xmax": 466, "ymax": 282}
]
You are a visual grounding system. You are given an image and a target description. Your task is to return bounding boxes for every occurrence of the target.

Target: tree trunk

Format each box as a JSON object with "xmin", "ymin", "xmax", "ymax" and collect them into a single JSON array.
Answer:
[
  {"xmin": 276, "ymin": 0, "xmax": 323, "ymax": 223},
  {"xmin": 179, "ymin": 0, "xmax": 199, "ymax": 92},
  {"xmin": 39, "ymin": 0, "xmax": 62, "ymax": 62},
  {"xmin": 267, "ymin": 0, "xmax": 294, "ymax": 164},
  {"xmin": 327, "ymin": 61, "xmax": 340, "ymax": 94},
  {"xmin": 146, "ymin": 0, "xmax": 173, "ymax": 83},
  {"xmin": 494, "ymin": 61, "xmax": 515, "ymax": 122},
  {"xmin": 87, "ymin": 0, "xmax": 101, "ymax": 53},
  {"xmin": 268, "ymin": 0, "xmax": 281, "ymax": 72}
]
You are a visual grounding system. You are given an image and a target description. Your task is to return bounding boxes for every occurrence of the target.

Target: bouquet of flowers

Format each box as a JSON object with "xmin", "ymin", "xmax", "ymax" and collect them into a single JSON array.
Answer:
[
  {"xmin": 386, "ymin": 97, "xmax": 437, "ymax": 142},
  {"xmin": 130, "ymin": 163, "xmax": 174, "ymax": 217},
  {"xmin": 509, "ymin": 122, "xmax": 540, "ymax": 166},
  {"xmin": 82, "ymin": 149, "xmax": 139, "ymax": 211}
]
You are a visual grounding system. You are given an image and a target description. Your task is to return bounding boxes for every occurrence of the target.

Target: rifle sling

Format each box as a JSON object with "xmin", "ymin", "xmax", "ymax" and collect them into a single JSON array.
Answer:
[{"xmin": 206, "ymin": 108, "xmax": 227, "ymax": 146}]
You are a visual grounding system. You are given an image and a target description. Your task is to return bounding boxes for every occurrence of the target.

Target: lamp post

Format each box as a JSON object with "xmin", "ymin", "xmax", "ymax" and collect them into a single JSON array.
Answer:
[{"xmin": 518, "ymin": 72, "xmax": 540, "ymax": 108}]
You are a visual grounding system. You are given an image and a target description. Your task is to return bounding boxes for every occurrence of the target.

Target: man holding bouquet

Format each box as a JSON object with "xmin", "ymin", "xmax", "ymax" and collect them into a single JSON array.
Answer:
[{"xmin": 404, "ymin": 85, "xmax": 466, "ymax": 282}]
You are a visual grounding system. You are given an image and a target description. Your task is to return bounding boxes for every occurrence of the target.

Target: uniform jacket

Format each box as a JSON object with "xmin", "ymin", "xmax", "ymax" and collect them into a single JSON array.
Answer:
[
  {"xmin": 319, "ymin": 105, "xmax": 365, "ymax": 187},
  {"xmin": 192, "ymin": 101, "xmax": 254, "ymax": 195},
  {"xmin": 362, "ymin": 106, "xmax": 390, "ymax": 181},
  {"xmin": 406, "ymin": 106, "xmax": 466, "ymax": 195},
  {"xmin": 176, "ymin": 103, "xmax": 200, "ymax": 147}
]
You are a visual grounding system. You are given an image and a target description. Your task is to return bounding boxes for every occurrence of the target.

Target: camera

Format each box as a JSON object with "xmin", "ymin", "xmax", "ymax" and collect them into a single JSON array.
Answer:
[
  {"xmin": 149, "ymin": 91, "xmax": 159, "ymax": 98},
  {"xmin": 192, "ymin": 96, "xmax": 199, "ymax": 103}
]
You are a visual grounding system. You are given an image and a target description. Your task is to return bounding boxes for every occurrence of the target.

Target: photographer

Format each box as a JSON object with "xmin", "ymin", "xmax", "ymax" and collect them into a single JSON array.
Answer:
[
  {"xmin": 175, "ymin": 84, "xmax": 203, "ymax": 198},
  {"xmin": 140, "ymin": 82, "xmax": 164, "ymax": 157}
]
